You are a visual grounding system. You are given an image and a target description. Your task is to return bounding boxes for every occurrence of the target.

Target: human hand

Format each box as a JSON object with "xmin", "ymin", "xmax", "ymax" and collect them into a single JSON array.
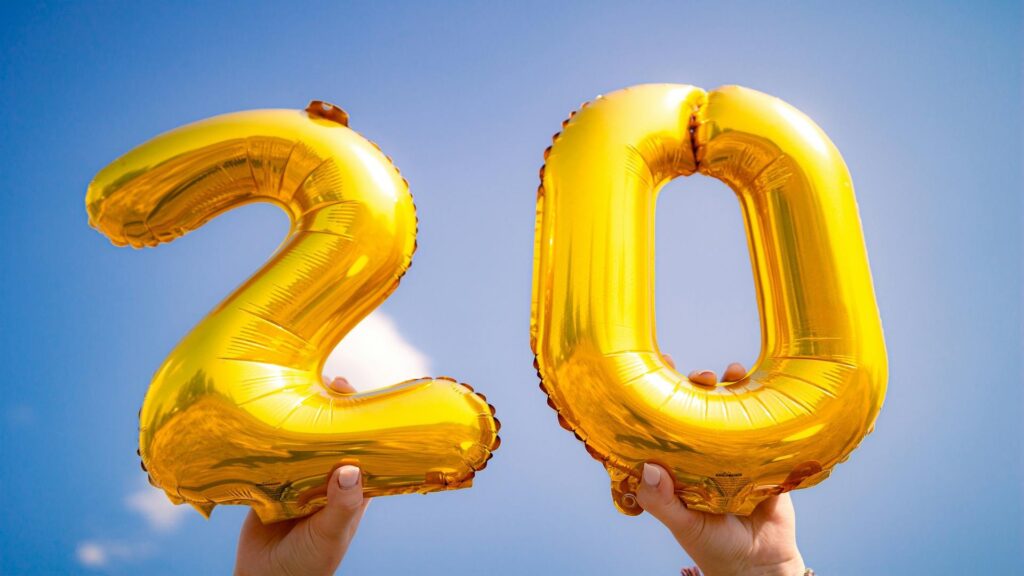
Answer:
[
  {"xmin": 234, "ymin": 377, "xmax": 370, "ymax": 576},
  {"xmin": 637, "ymin": 357, "xmax": 805, "ymax": 576}
]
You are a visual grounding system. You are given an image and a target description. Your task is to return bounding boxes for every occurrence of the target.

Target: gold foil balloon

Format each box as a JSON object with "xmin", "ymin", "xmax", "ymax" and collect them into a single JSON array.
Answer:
[
  {"xmin": 531, "ymin": 84, "xmax": 887, "ymax": 515},
  {"xmin": 87, "ymin": 101, "xmax": 500, "ymax": 523}
]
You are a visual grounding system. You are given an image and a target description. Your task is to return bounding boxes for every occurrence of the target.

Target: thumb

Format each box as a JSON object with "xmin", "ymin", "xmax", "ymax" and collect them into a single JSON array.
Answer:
[
  {"xmin": 636, "ymin": 463, "xmax": 705, "ymax": 544},
  {"xmin": 307, "ymin": 465, "xmax": 367, "ymax": 544}
]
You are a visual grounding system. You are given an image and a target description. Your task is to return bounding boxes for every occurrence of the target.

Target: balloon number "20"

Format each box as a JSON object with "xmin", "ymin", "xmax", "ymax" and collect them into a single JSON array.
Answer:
[{"xmin": 89, "ymin": 85, "xmax": 885, "ymax": 522}]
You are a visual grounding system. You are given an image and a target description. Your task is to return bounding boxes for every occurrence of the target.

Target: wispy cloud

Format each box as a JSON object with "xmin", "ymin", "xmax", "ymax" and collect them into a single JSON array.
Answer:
[
  {"xmin": 74, "ymin": 484, "xmax": 186, "ymax": 569},
  {"xmin": 323, "ymin": 311, "xmax": 432, "ymax": 391},
  {"xmin": 125, "ymin": 485, "xmax": 188, "ymax": 532},
  {"xmin": 76, "ymin": 542, "xmax": 108, "ymax": 568},
  {"xmin": 75, "ymin": 540, "xmax": 151, "ymax": 569}
]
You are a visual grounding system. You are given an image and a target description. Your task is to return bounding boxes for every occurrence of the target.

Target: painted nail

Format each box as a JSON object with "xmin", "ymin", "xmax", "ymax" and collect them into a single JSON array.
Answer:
[
  {"xmin": 338, "ymin": 465, "xmax": 361, "ymax": 489},
  {"xmin": 643, "ymin": 463, "xmax": 660, "ymax": 487}
]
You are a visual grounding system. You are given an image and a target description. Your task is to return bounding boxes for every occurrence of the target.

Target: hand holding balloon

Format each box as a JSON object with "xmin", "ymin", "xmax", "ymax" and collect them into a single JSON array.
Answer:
[
  {"xmin": 234, "ymin": 377, "xmax": 370, "ymax": 576},
  {"xmin": 639, "ymin": 462, "xmax": 803, "ymax": 576},
  {"xmin": 638, "ymin": 357, "xmax": 805, "ymax": 576}
]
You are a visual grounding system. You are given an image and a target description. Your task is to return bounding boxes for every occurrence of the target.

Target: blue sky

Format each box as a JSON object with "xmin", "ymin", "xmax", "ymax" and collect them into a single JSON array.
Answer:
[{"xmin": 1, "ymin": 1, "xmax": 1020, "ymax": 574}]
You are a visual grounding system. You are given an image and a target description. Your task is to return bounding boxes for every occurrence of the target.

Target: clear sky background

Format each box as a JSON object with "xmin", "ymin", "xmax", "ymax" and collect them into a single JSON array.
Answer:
[{"xmin": 1, "ymin": 1, "xmax": 1020, "ymax": 574}]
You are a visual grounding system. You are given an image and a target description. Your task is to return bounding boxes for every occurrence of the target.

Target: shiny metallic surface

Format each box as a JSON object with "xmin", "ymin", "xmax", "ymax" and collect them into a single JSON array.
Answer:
[
  {"xmin": 87, "ymin": 103, "xmax": 500, "ymax": 523},
  {"xmin": 531, "ymin": 84, "xmax": 886, "ymax": 515}
]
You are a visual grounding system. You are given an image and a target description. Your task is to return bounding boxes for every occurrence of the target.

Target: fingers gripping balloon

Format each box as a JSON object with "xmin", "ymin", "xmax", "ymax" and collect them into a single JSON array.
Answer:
[
  {"xmin": 87, "ymin": 101, "xmax": 500, "ymax": 522},
  {"xmin": 531, "ymin": 85, "xmax": 887, "ymax": 515}
]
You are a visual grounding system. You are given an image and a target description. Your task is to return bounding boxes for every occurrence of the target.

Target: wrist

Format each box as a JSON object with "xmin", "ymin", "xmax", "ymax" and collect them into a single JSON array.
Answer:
[
  {"xmin": 698, "ymin": 554, "xmax": 806, "ymax": 576},
  {"xmin": 750, "ymin": 555, "xmax": 806, "ymax": 576}
]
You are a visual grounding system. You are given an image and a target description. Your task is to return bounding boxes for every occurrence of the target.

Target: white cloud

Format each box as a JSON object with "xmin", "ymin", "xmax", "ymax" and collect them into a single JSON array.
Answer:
[
  {"xmin": 74, "ymin": 485, "xmax": 178, "ymax": 569},
  {"xmin": 323, "ymin": 311, "xmax": 432, "ymax": 391},
  {"xmin": 75, "ymin": 540, "xmax": 149, "ymax": 569},
  {"xmin": 76, "ymin": 542, "xmax": 107, "ymax": 568},
  {"xmin": 125, "ymin": 486, "xmax": 187, "ymax": 532}
]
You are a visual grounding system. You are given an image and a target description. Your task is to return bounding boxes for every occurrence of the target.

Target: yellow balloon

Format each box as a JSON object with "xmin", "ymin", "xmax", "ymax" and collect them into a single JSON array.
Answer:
[
  {"xmin": 87, "ymin": 101, "xmax": 500, "ymax": 523},
  {"xmin": 531, "ymin": 84, "xmax": 887, "ymax": 515}
]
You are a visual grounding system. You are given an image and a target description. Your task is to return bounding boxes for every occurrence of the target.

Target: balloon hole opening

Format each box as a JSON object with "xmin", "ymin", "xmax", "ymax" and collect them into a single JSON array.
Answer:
[
  {"xmin": 621, "ymin": 493, "xmax": 638, "ymax": 509},
  {"xmin": 305, "ymin": 100, "xmax": 349, "ymax": 126}
]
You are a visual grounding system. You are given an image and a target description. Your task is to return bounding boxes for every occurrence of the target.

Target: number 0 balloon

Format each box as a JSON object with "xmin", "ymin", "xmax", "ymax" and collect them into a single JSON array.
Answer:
[
  {"xmin": 531, "ymin": 84, "xmax": 887, "ymax": 515},
  {"xmin": 87, "ymin": 101, "xmax": 499, "ymax": 522}
]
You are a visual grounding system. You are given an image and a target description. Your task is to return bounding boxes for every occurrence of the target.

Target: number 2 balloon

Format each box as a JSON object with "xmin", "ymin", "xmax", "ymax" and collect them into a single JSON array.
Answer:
[{"xmin": 87, "ymin": 101, "xmax": 500, "ymax": 522}]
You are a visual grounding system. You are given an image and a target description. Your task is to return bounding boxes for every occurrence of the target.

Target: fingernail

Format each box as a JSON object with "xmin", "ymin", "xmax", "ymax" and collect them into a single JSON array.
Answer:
[
  {"xmin": 642, "ymin": 463, "xmax": 660, "ymax": 487},
  {"xmin": 699, "ymin": 370, "xmax": 714, "ymax": 379},
  {"xmin": 338, "ymin": 465, "xmax": 360, "ymax": 489}
]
